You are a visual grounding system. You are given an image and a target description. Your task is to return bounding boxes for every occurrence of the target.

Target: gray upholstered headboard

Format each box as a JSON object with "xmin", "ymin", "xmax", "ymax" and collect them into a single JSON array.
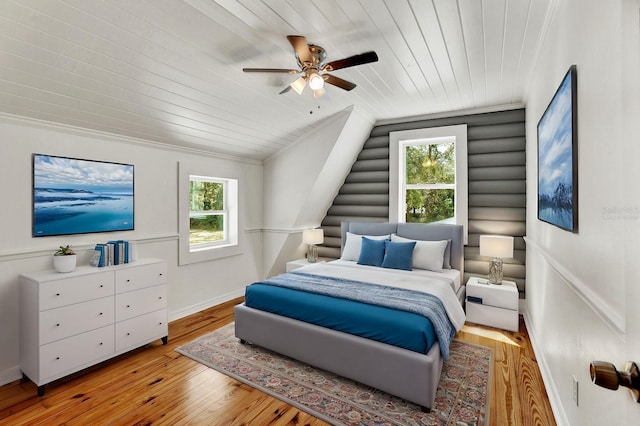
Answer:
[{"xmin": 340, "ymin": 221, "xmax": 465, "ymax": 275}]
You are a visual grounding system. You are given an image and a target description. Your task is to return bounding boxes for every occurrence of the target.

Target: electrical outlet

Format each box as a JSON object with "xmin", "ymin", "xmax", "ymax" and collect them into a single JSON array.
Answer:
[{"xmin": 573, "ymin": 375, "xmax": 579, "ymax": 406}]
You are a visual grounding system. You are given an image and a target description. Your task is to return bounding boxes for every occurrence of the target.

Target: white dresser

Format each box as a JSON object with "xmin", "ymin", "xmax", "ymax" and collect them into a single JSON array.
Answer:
[{"xmin": 19, "ymin": 258, "xmax": 168, "ymax": 396}]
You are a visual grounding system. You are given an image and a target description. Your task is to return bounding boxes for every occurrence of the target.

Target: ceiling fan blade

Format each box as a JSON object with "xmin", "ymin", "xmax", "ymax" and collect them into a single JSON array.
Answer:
[
  {"xmin": 243, "ymin": 68, "xmax": 300, "ymax": 74},
  {"xmin": 324, "ymin": 74, "xmax": 357, "ymax": 91},
  {"xmin": 279, "ymin": 85, "xmax": 292, "ymax": 95},
  {"xmin": 287, "ymin": 35, "xmax": 312, "ymax": 64},
  {"xmin": 323, "ymin": 51, "xmax": 378, "ymax": 71}
]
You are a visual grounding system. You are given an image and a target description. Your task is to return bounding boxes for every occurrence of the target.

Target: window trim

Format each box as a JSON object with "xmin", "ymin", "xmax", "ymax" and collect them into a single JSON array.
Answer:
[
  {"xmin": 178, "ymin": 162, "xmax": 242, "ymax": 265},
  {"xmin": 389, "ymin": 125, "xmax": 468, "ymax": 244}
]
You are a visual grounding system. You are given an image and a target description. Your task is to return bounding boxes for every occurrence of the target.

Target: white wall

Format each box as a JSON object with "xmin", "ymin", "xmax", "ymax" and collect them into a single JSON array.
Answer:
[
  {"xmin": 262, "ymin": 106, "xmax": 373, "ymax": 276},
  {"xmin": 0, "ymin": 115, "xmax": 263, "ymax": 385},
  {"xmin": 524, "ymin": 0, "xmax": 640, "ymax": 424}
]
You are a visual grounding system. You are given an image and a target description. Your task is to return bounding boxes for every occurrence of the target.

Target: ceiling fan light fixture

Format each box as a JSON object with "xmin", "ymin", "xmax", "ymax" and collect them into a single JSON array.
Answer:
[
  {"xmin": 290, "ymin": 76, "xmax": 306, "ymax": 95},
  {"xmin": 313, "ymin": 87, "xmax": 326, "ymax": 98},
  {"xmin": 308, "ymin": 72, "xmax": 324, "ymax": 91}
]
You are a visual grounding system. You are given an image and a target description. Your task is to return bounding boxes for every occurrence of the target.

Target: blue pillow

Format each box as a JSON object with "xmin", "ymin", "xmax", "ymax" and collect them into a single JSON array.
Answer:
[
  {"xmin": 382, "ymin": 241, "xmax": 416, "ymax": 271},
  {"xmin": 357, "ymin": 237, "xmax": 387, "ymax": 267}
]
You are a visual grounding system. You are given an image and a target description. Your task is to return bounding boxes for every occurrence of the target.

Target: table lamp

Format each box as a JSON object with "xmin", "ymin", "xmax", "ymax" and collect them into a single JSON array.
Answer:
[
  {"xmin": 479, "ymin": 235, "xmax": 514, "ymax": 284},
  {"xmin": 303, "ymin": 228, "xmax": 324, "ymax": 263}
]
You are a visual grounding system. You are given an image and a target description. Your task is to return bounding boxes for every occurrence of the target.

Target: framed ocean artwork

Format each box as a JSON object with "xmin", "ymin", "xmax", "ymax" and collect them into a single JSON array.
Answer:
[
  {"xmin": 537, "ymin": 65, "xmax": 578, "ymax": 233},
  {"xmin": 32, "ymin": 154, "xmax": 134, "ymax": 237}
]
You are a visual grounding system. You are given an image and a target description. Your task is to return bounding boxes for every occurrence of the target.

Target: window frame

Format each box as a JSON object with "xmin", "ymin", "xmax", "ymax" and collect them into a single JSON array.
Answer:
[
  {"xmin": 178, "ymin": 162, "xmax": 241, "ymax": 265},
  {"xmin": 390, "ymin": 125, "xmax": 468, "ymax": 244},
  {"xmin": 188, "ymin": 176, "xmax": 229, "ymax": 250}
]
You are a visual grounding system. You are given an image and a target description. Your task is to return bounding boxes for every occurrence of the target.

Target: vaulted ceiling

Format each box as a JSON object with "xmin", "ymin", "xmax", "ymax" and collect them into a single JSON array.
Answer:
[{"xmin": 0, "ymin": 0, "xmax": 555, "ymax": 160}]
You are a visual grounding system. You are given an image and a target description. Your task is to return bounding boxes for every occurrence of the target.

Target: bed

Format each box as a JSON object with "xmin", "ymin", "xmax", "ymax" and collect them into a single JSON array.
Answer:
[{"xmin": 234, "ymin": 221, "xmax": 466, "ymax": 411}]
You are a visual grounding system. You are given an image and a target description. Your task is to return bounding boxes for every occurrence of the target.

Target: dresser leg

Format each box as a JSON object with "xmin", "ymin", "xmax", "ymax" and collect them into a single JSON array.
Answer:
[
  {"xmin": 161, "ymin": 336, "xmax": 168, "ymax": 345},
  {"xmin": 37, "ymin": 385, "xmax": 47, "ymax": 397}
]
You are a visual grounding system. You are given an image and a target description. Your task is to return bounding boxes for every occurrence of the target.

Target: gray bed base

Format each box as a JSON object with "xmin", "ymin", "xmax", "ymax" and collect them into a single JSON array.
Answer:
[{"xmin": 234, "ymin": 221, "xmax": 466, "ymax": 411}]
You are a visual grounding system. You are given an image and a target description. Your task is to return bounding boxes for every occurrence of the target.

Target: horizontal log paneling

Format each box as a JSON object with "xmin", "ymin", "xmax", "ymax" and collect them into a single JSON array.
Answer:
[{"xmin": 319, "ymin": 108, "xmax": 526, "ymax": 296}]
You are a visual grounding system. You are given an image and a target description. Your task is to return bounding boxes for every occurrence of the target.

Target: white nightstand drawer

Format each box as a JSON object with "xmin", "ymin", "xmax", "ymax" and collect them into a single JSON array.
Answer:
[
  {"xmin": 39, "ymin": 296, "xmax": 114, "ymax": 344},
  {"xmin": 466, "ymin": 280, "xmax": 518, "ymax": 311},
  {"xmin": 466, "ymin": 301, "xmax": 519, "ymax": 332}
]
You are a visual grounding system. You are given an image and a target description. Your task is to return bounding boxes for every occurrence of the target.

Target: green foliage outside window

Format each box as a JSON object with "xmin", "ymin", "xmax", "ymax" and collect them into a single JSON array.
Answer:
[
  {"xmin": 189, "ymin": 180, "xmax": 224, "ymax": 244},
  {"xmin": 405, "ymin": 143, "xmax": 455, "ymax": 223}
]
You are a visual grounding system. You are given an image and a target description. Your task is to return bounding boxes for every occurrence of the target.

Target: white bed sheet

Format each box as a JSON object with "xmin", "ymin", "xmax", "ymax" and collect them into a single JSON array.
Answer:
[{"xmin": 294, "ymin": 259, "xmax": 466, "ymax": 333}]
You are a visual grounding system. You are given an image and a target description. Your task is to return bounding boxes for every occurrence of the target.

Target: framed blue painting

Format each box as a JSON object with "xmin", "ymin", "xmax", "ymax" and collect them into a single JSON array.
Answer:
[
  {"xmin": 32, "ymin": 154, "xmax": 134, "ymax": 237},
  {"xmin": 537, "ymin": 65, "xmax": 578, "ymax": 233}
]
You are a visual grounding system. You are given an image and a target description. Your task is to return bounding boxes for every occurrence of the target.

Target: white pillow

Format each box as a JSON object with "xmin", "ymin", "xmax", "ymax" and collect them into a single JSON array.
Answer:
[
  {"xmin": 341, "ymin": 232, "xmax": 391, "ymax": 261},
  {"xmin": 391, "ymin": 234, "xmax": 448, "ymax": 272}
]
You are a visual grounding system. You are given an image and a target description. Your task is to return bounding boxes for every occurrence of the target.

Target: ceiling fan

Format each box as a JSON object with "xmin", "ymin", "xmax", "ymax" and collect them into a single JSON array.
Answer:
[{"xmin": 243, "ymin": 35, "xmax": 378, "ymax": 98}]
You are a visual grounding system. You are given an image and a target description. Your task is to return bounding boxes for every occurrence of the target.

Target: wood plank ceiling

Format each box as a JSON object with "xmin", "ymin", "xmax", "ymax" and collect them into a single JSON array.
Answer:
[{"xmin": 0, "ymin": 0, "xmax": 556, "ymax": 161}]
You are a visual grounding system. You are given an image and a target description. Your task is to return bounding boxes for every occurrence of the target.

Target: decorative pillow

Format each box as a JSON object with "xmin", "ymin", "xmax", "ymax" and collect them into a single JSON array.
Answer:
[
  {"xmin": 341, "ymin": 232, "xmax": 391, "ymax": 261},
  {"xmin": 357, "ymin": 237, "xmax": 387, "ymax": 267},
  {"xmin": 381, "ymin": 241, "xmax": 416, "ymax": 271},
  {"xmin": 390, "ymin": 235, "xmax": 448, "ymax": 272}
]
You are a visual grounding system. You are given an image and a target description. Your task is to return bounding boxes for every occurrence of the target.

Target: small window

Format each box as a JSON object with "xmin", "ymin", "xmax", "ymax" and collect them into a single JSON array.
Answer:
[
  {"xmin": 403, "ymin": 139, "xmax": 456, "ymax": 224},
  {"xmin": 189, "ymin": 177, "xmax": 227, "ymax": 250},
  {"xmin": 390, "ymin": 125, "xmax": 468, "ymax": 244},
  {"xmin": 178, "ymin": 162, "xmax": 241, "ymax": 265}
]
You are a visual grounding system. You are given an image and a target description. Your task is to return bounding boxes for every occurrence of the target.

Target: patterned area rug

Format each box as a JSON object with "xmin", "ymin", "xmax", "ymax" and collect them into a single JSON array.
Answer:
[{"xmin": 176, "ymin": 323, "xmax": 492, "ymax": 426}]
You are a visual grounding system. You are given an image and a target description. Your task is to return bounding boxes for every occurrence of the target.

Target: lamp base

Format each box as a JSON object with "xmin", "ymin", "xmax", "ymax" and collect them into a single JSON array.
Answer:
[
  {"xmin": 488, "ymin": 257, "xmax": 504, "ymax": 284},
  {"xmin": 307, "ymin": 244, "xmax": 318, "ymax": 263}
]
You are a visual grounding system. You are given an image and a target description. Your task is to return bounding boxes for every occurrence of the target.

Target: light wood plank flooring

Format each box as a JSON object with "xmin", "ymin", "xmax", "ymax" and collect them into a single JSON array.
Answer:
[{"xmin": 0, "ymin": 297, "xmax": 555, "ymax": 425}]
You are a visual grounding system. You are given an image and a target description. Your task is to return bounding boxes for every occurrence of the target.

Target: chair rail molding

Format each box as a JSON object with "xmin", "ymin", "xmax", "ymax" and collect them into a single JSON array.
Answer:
[{"xmin": 523, "ymin": 236, "xmax": 625, "ymax": 339}]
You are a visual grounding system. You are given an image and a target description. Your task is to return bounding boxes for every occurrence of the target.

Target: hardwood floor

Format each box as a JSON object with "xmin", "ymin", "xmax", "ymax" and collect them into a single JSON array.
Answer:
[{"xmin": 1, "ymin": 297, "xmax": 556, "ymax": 425}]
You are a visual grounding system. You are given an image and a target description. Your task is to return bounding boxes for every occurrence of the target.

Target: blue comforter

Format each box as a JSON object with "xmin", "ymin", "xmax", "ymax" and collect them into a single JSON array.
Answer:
[{"xmin": 245, "ymin": 270, "xmax": 456, "ymax": 359}]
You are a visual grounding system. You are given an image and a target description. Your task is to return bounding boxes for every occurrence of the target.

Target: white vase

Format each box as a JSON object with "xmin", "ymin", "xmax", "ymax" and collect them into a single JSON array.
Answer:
[{"xmin": 53, "ymin": 255, "xmax": 77, "ymax": 273}]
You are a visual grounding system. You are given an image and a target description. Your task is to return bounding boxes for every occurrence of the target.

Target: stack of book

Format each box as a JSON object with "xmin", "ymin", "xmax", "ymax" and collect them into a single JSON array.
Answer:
[{"xmin": 90, "ymin": 240, "xmax": 134, "ymax": 267}]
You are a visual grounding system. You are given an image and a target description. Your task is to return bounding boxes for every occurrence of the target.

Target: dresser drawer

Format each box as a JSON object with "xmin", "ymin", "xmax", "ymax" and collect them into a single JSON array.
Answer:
[
  {"xmin": 115, "ymin": 262, "xmax": 167, "ymax": 293},
  {"xmin": 39, "ymin": 271, "xmax": 114, "ymax": 311},
  {"xmin": 40, "ymin": 325, "xmax": 114, "ymax": 381},
  {"xmin": 115, "ymin": 285, "xmax": 167, "ymax": 322},
  {"xmin": 115, "ymin": 309, "xmax": 167, "ymax": 352},
  {"xmin": 40, "ymin": 296, "xmax": 114, "ymax": 344}
]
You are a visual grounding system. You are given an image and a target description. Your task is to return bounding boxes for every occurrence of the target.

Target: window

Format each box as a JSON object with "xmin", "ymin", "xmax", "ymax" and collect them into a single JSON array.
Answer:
[
  {"xmin": 178, "ymin": 162, "xmax": 241, "ymax": 265},
  {"xmin": 390, "ymin": 125, "xmax": 468, "ymax": 243},
  {"xmin": 189, "ymin": 177, "xmax": 227, "ymax": 249}
]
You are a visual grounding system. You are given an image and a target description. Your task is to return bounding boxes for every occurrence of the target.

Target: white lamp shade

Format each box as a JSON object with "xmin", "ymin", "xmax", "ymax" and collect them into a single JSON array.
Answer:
[
  {"xmin": 290, "ymin": 76, "xmax": 306, "ymax": 95},
  {"xmin": 479, "ymin": 235, "xmax": 514, "ymax": 258},
  {"xmin": 303, "ymin": 228, "xmax": 324, "ymax": 245}
]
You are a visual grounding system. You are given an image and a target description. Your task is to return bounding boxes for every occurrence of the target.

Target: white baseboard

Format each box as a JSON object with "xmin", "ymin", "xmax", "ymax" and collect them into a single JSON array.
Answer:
[
  {"xmin": 168, "ymin": 289, "xmax": 245, "ymax": 322},
  {"xmin": 0, "ymin": 365, "xmax": 22, "ymax": 387},
  {"xmin": 523, "ymin": 308, "xmax": 569, "ymax": 426}
]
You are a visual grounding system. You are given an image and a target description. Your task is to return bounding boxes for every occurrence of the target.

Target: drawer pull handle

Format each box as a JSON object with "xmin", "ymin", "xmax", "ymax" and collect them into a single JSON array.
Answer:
[
  {"xmin": 99, "ymin": 342, "xmax": 103, "ymax": 345},
  {"xmin": 159, "ymin": 273, "xmax": 163, "ymax": 276},
  {"xmin": 55, "ymin": 357, "xmax": 60, "ymax": 360},
  {"xmin": 99, "ymin": 312, "xmax": 103, "ymax": 316},
  {"xmin": 56, "ymin": 323, "xmax": 60, "ymax": 327},
  {"xmin": 126, "ymin": 279, "xmax": 130, "ymax": 282},
  {"xmin": 158, "ymin": 297, "xmax": 162, "ymax": 300},
  {"xmin": 100, "ymin": 285, "xmax": 104, "ymax": 288},
  {"xmin": 159, "ymin": 322, "xmax": 163, "ymax": 325},
  {"xmin": 55, "ymin": 293, "xmax": 60, "ymax": 296},
  {"xmin": 126, "ymin": 305, "xmax": 130, "ymax": 308},
  {"xmin": 127, "ymin": 333, "xmax": 131, "ymax": 336}
]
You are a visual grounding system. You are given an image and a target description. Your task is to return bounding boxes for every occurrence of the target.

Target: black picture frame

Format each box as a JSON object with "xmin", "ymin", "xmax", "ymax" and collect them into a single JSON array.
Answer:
[
  {"xmin": 537, "ymin": 65, "xmax": 578, "ymax": 233},
  {"xmin": 32, "ymin": 154, "xmax": 135, "ymax": 237}
]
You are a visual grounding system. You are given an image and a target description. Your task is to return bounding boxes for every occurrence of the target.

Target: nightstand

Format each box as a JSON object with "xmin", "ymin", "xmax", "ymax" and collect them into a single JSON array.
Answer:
[
  {"xmin": 285, "ymin": 258, "xmax": 328, "ymax": 272},
  {"xmin": 465, "ymin": 276, "xmax": 519, "ymax": 332}
]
